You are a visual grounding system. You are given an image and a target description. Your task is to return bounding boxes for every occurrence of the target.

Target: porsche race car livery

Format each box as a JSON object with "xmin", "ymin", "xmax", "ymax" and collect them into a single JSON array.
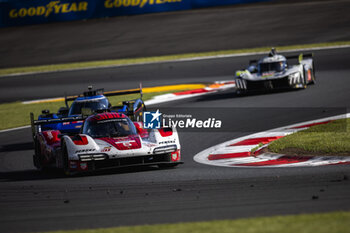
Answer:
[{"xmin": 31, "ymin": 112, "xmax": 182, "ymax": 175}]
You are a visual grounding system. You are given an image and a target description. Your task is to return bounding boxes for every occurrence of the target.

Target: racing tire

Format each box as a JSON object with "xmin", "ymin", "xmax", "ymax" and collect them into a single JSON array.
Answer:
[
  {"xmin": 61, "ymin": 143, "xmax": 72, "ymax": 176},
  {"xmin": 33, "ymin": 139, "xmax": 41, "ymax": 169},
  {"xmin": 300, "ymin": 69, "xmax": 307, "ymax": 89},
  {"xmin": 309, "ymin": 62, "xmax": 316, "ymax": 85},
  {"xmin": 236, "ymin": 89, "xmax": 247, "ymax": 96},
  {"xmin": 33, "ymin": 138, "xmax": 48, "ymax": 171},
  {"xmin": 158, "ymin": 163, "xmax": 178, "ymax": 169}
]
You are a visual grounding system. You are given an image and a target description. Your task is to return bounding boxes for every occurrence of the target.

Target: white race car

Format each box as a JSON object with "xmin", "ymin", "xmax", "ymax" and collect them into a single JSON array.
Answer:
[
  {"xmin": 234, "ymin": 48, "xmax": 315, "ymax": 93},
  {"xmin": 31, "ymin": 112, "xmax": 182, "ymax": 175}
]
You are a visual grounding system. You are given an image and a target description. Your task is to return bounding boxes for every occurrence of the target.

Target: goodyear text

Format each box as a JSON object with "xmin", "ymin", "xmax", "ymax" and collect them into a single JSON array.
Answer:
[
  {"xmin": 9, "ymin": 1, "xmax": 88, "ymax": 18},
  {"xmin": 104, "ymin": 0, "xmax": 182, "ymax": 9}
]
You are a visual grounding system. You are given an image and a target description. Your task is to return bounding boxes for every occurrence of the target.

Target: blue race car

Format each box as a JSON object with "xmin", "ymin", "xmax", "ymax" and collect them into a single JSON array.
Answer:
[{"xmin": 37, "ymin": 86, "xmax": 145, "ymax": 134}]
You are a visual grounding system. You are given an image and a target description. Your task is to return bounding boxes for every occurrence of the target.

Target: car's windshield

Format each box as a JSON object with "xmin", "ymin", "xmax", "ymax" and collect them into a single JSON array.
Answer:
[
  {"xmin": 69, "ymin": 98, "xmax": 109, "ymax": 115},
  {"xmin": 83, "ymin": 118, "xmax": 137, "ymax": 138},
  {"xmin": 259, "ymin": 61, "xmax": 285, "ymax": 73}
]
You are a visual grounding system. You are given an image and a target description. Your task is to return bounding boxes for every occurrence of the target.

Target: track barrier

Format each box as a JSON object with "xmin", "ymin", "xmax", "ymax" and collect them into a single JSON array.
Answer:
[{"xmin": 0, "ymin": 0, "xmax": 270, "ymax": 27}]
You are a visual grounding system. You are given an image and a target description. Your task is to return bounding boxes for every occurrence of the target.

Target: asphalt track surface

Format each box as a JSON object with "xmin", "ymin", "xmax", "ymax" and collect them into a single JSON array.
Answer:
[
  {"xmin": 1, "ymin": 47, "xmax": 350, "ymax": 233},
  {"xmin": 1, "ymin": 0, "xmax": 350, "ymax": 68},
  {"xmin": 1, "ymin": 47, "xmax": 350, "ymax": 103}
]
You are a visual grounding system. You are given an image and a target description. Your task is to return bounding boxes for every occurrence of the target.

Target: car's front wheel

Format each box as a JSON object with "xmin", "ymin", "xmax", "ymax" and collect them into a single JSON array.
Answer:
[
  {"xmin": 309, "ymin": 62, "xmax": 316, "ymax": 85},
  {"xmin": 158, "ymin": 163, "xmax": 178, "ymax": 169}
]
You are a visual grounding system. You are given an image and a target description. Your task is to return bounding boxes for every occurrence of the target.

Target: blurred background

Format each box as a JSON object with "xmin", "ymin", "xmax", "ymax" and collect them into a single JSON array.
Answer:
[{"xmin": 1, "ymin": 0, "xmax": 349, "ymax": 68}]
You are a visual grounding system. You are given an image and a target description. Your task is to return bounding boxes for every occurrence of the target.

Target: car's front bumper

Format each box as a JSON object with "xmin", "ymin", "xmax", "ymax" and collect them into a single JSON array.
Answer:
[
  {"xmin": 68, "ymin": 151, "xmax": 182, "ymax": 172},
  {"xmin": 236, "ymin": 76, "xmax": 293, "ymax": 91}
]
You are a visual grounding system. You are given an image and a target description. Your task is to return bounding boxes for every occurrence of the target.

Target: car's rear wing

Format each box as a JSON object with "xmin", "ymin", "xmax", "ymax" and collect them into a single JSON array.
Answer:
[
  {"xmin": 30, "ymin": 112, "xmax": 85, "ymax": 139},
  {"xmin": 249, "ymin": 53, "xmax": 313, "ymax": 65},
  {"xmin": 110, "ymin": 98, "xmax": 145, "ymax": 121},
  {"xmin": 104, "ymin": 88, "xmax": 142, "ymax": 98},
  {"xmin": 64, "ymin": 84, "xmax": 143, "ymax": 107},
  {"xmin": 286, "ymin": 53, "xmax": 313, "ymax": 62}
]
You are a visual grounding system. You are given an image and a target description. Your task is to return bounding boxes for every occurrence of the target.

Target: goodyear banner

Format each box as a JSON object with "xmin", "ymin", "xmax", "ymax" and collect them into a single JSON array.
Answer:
[
  {"xmin": 100, "ymin": 0, "xmax": 191, "ymax": 18},
  {"xmin": 0, "ymin": 0, "xmax": 95, "ymax": 26},
  {"xmin": 0, "ymin": 0, "xmax": 269, "ymax": 27}
]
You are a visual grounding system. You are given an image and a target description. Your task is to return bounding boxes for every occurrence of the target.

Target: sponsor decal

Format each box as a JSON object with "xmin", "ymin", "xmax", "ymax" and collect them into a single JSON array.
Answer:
[
  {"xmin": 171, "ymin": 150, "xmax": 180, "ymax": 162},
  {"xmin": 159, "ymin": 140, "xmax": 175, "ymax": 144},
  {"xmin": 101, "ymin": 146, "xmax": 111, "ymax": 152},
  {"xmin": 261, "ymin": 72, "xmax": 275, "ymax": 78},
  {"xmin": 8, "ymin": 1, "xmax": 88, "ymax": 19},
  {"xmin": 69, "ymin": 161, "xmax": 78, "ymax": 169},
  {"xmin": 75, "ymin": 148, "xmax": 95, "ymax": 153},
  {"xmin": 80, "ymin": 162, "xmax": 88, "ymax": 170},
  {"xmin": 104, "ymin": 0, "xmax": 182, "ymax": 9}
]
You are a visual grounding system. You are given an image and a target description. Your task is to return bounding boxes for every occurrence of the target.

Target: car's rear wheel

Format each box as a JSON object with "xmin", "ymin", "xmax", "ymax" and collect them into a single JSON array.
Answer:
[
  {"xmin": 309, "ymin": 61, "xmax": 316, "ymax": 85},
  {"xmin": 61, "ymin": 143, "xmax": 72, "ymax": 176},
  {"xmin": 33, "ymin": 138, "xmax": 47, "ymax": 171}
]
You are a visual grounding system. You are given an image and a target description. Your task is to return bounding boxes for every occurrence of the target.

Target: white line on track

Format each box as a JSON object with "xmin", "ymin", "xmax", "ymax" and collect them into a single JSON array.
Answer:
[{"xmin": 0, "ymin": 125, "xmax": 30, "ymax": 133}]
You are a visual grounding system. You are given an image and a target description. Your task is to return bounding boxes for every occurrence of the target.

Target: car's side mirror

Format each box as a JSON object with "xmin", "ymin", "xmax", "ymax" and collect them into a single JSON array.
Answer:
[
  {"xmin": 42, "ymin": 109, "xmax": 50, "ymax": 114},
  {"xmin": 58, "ymin": 107, "xmax": 69, "ymax": 116}
]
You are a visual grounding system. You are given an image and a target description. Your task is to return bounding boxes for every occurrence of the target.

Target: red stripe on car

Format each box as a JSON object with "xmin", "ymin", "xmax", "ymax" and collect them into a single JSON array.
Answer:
[
  {"xmin": 158, "ymin": 128, "xmax": 173, "ymax": 137},
  {"xmin": 73, "ymin": 135, "xmax": 89, "ymax": 145}
]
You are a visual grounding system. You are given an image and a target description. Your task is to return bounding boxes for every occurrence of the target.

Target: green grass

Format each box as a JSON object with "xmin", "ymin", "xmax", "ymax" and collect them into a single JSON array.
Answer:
[
  {"xmin": 46, "ymin": 211, "xmax": 350, "ymax": 233},
  {"xmin": 1, "ymin": 41, "xmax": 349, "ymax": 76},
  {"xmin": 0, "ymin": 91, "xmax": 179, "ymax": 131},
  {"xmin": 268, "ymin": 118, "xmax": 350, "ymax": 155},
  {"xmin": 250, "ymin": 143, "xmax": 264, "ymax": 154}
]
